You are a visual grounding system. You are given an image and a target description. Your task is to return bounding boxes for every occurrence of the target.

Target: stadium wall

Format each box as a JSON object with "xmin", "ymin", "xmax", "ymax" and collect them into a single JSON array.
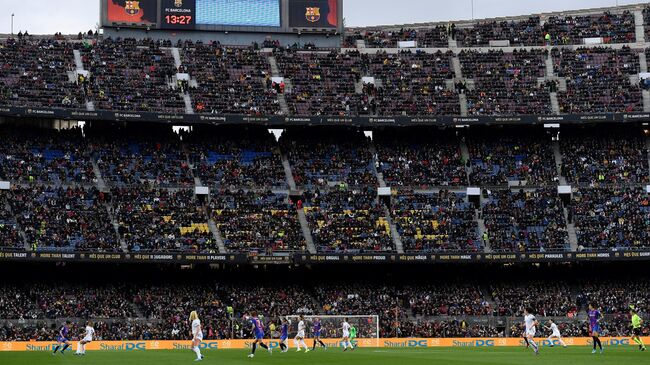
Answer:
[{"xmin": 1, "ymin": 337, "xmax": 647, "ymax": 351}]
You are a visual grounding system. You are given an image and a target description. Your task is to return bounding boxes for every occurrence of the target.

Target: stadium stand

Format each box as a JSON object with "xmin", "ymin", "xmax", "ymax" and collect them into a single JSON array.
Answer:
[
  {"xmin": 390, "ymin": 190, "xmax": 480, "ymax": 253},
  {"xmin": 209, "ymin": 189, "xmax": 305, "ymax": 252},
  {"xmin": 303, "ymin": 187, "xmax": 393, "ymax": 252}
]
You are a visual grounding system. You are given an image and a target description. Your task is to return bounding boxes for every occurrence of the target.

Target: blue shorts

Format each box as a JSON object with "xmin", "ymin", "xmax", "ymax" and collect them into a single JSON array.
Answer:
[
  {"xmin": 57, "ymin": 336, "xmax": 68, "ymax": 343},
  {"xmin": 255, "ymin": 331, "xmax": 264, "ymax": 340},
  {"xmin": 280, "ymin": 335, "xmax": 288, "ymax": 341},
  {"xmin": 314, "ymin": 331, "xmax": 321, "ymax": 337},
  {"xmin": 591, "ymin": 325, "xmax": 601, "ymax": 334}
]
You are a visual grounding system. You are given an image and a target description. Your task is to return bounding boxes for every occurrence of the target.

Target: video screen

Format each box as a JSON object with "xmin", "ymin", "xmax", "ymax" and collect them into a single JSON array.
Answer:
[
  {"xmin": 289, "ymin": 0, "xmax": 338, "ymax": 28},
  {"xmin": 107, "ymin": 0, "xmax": 157, "ymax": 24},
  {"xmin": 196, "ymin": 0, "xmax": 281, "ymax": 27}
]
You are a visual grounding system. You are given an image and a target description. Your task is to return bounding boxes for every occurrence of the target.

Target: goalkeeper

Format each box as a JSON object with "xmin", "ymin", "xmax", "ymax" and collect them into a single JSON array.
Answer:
[{"xmin": 349, "ymin": 325, "xmax": 357, "ymax": 350}]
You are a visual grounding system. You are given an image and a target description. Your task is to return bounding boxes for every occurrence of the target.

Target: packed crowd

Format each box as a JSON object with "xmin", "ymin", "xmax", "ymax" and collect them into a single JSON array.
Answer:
[
  {"xmin": 275, "ymin": 49, "xmax": 368, "ymax": 116},
  {"xmin": 560, "ymin": 129, "xmax": 649, "ymax": 185},
  {"xmin": 113, "ymin": 186, "xmax": 215, "ymax": 252},
  {"xmin": 1, "ymin": 279, "xmax": 647, "ymax": 340},
  {"xmin": 364, "ymin": 50, "xmax": 460, "ymax": 116},
  {"xmin": 467, "ymin": 133, "xmax": 558, "ymax": 186},
  {"xmin": 391, "ymin": 191, "xmax": 480, "ymax": 253},
  {"xmin": 456, "ymin": 17, "xmax": 543, "ymax": 47},
  {"xmin": 460, "ymin": 49, "xmax": 551, "ymax": 116},
  {"xmin": 0, "ymin": 126, "xmax": 94, "ymax": 184},
  {"xmin": 553, "ymin": 47, "xmax": 642, "ymax": 114},
  {"xmin": 544, "ymin": 11, "xmax": 636, "ymax": 45},
  {"xmin": 0, "ymin": 38, "xmax": 82, "ymax": 109},
  {"xmin": 281, "ymin": 129, "xmax": 377, "ymax": 187},
  {"xmin": 570, "ymin": 187, "xmax": 650, "ymax": 251},
  {"xmin": 303, "ymin": 187, "xmax": 393, "ymax": 252},
  {"xmin": 82, "ymin": 38, "xmax": 185, "ymax": 113},
  {"xmin": 186, "ymin": 127, "xmax": 286, "ymax": 188},
  {"xmin": 210, "ymin": 190, "xmax": 305, "ymax": 252},
  {"xmin": 89, "ymin": 126, "xmax": 194, "ymax": 187},
  {"xmin": 481, "ymin": 189, "xmax": 569, "ymax": 252},
  {"xmin": 374, "ymin": 130, "xmax": 467, "ymax": 187},
  {"xmin": 182, "ymin": 41, "xmax": 280, "ymax": 115},
  {"xmin": 12, "ymin": 185, "xmax": 117, "ymax": 251}
]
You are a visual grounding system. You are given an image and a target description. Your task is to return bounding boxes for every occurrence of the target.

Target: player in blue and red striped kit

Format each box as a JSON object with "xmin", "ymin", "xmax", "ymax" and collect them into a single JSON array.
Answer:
[
  {"xmin": 52, "ymin": 321, "xmax": 72, "ymax": 355},
  {"xmin": 312, "ymin": 317, "xmax": 327, "ymax": 350},
  {"xmin": 588, "ymin": 303, "xmax": 603, "ymax": 354},
  {"xmin": 279, "ymin": 317, "xmax": 291, "ymax": 353},
  {"xmin": 248, "ymin": 312, "xmax": 272, "ymax": 358}
]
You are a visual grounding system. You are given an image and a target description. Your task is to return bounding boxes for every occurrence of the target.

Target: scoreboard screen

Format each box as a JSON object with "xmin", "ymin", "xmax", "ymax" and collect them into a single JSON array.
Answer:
[
  {"xmin": 162, "ymin": 0, "xmax": 196, "ymax": 29},
  {"xmin": 103, "ymin": 0, "xmax": 342, "ymax": 32},
  {"xmin": 196, "ymin": 0, "xmax": 281, "ymax": 27},
  {"xmin": 288, "ymin": 0, "xmax": 338, "ymax": 28},
  {"xmin": 107, "ymin": 0, "xmax": 158, "ymax": 24}
]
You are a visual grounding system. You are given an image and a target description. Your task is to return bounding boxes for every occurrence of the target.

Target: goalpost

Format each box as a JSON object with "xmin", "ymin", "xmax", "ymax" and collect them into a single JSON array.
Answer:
[{"xmin": 284, "ymin": 315, "xmax": 380, "ymax": 347}]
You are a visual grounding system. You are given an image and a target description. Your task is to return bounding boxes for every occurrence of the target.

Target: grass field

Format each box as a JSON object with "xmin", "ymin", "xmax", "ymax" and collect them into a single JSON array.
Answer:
[{"xmin": 0, "ymin": 347, "xmax": 648, "ymax": 365}]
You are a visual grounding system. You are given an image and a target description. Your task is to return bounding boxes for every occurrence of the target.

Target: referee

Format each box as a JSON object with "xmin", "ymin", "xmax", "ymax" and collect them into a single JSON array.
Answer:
[{"xmin": 631, "ymin": 307, "xmax": 646, "ymax": 351}]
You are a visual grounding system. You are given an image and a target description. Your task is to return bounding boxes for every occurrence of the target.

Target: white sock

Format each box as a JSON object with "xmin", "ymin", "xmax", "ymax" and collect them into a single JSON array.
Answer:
[
  {"xmin": 529, "ymin": 339, "xmax": 538, "ymax": 351},
  {"xmin": 294, "ymin": 339, "xmax": 299, "ymax": 349},
  {"xmin": 559, "ymin": 338, "xmax": 566, "ymax": 347},
  {"xmin": 300, "ymin": 340, "xmax": 307, "ymax": 350},
  {"xmin": 82, "ymin": 343, "xmax": 86, "ymax": 354},
  {"xmin": 76, "ymin": 342, "xmax": 81, "ymax": 354},
  {"xmin": 193, "ymin": 346, "xmax": 202, "ymax": 359}
]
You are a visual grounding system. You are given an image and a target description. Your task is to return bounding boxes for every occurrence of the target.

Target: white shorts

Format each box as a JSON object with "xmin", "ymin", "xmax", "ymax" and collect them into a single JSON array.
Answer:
[
  {"xmin": 82, "ymin": 336, "xmax": 93, "ymax": 342},
  {"xmin": 296, "ymin": 330, "xmax": 305, "ymax": 338},
  {"xmin": 342, "ymin": 331, "xmax": 350, "ymax": 338},
  {"xmin": 525, "ymin": 329, "xmax": 536, "ymax": 337},
  {"xmin": 194, "ymin": 332, "xmax": 203, "ymax": 341},
  {"xmin": 551, "ymin": 332, "xmax": 561, "ymax": 338}
]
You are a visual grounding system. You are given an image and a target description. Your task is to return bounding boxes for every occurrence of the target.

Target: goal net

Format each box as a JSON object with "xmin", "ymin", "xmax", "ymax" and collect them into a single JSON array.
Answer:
[{"xmin": 284, "ymin": 315, "xmax": 380, "ymax": 346}]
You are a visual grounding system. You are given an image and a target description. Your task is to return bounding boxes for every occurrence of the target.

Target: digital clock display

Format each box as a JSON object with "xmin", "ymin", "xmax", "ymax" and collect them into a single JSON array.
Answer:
[{"xmin": 161, "ymin": 0, "xmax": 196, "ymax": 29}]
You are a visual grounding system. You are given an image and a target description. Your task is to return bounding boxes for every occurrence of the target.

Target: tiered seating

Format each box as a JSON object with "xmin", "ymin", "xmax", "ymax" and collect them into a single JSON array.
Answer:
[
  {"xmin": 391, "ymin": 191, "xmax": 480, "ymax": 253},
  {"xmin": 456, "ymin": 17, "xmax": 543, "ymax": 47},
  {"xmin": 186, "ymin": 128, "xmax": 286, "ymax": 188},
  {"xmin": 553, "ymin": 47, "xmax": 642, "ymax": 113},
  {"xmin": 481, "ymin": 189, "xmax": 569, "ymax": 252},
  {"xmin": 491, "ymin": 282, "xmax": 577, "ymax": 316},
  {"xmin": 571, "ymin": 187, "xmax": 650, "ymax": 251},
  {"xmin": 0, "ymin": 38, "xmax": 83, "ymax": 109},
  {"xmin": 113, "ymin": 186, "xmax": 215, "ymax": 252},
  {"xmin": 467, "ymin": 132, "xmax": 557, "ymax": 186},
  {"xmin": 0, "ymin": 191, "xmax": 22, "ymax": 249},
  {"xmin": 375, "ymin": 129, "xmax": 467, "ymax": 187},
  {"xmin": 281, "ymin": 129, "xmax": 377, "ymax": 187},
  {"xmin": 0, "ymin": 127, "xmax": 94, "ymax": 184},
  {"xmin": 345, "ymin": 26, "xmax": 450, "ymax": 48},
  {"xmin": 409, "ymin": 284, "xmax": 492, "ymax": 316},
  {"xmin": 276, "ymin": 49, "xmax": 368, "ymax": 116},
  {"xmin": 365, "ymin": 51, "xmax": 460, "ymax": 116},
  {"xmin": 90, "ymin": 126, "xmax": 193, "ymax": 187},
  {"xmin": 545, "ymin": 11, "xmax": 635, "ymax": 45},
  {"xmin": 182, "ymin": 42, "xmax": 280, "ymax": 115},
  {"xmin": 560, "ymin": 129, "xmax": 649, "ymax": 184},
  {"xmin": 82, "ymin": 38, "xmax": 184, "ymax": 112},
  {"xmin": 459, "ymin": 49, "xmax": 551, "ymax": 115},
  {"xmin": 303, "ymin": 188, "xmax": 393, "ymax": 252},
  {"xmin": 210, "ymin": 190, "xmax": 305, "ymax": 252},
  {"xmin": 11, "ymin": 185, "xmax": 117, "ymax": 251}
]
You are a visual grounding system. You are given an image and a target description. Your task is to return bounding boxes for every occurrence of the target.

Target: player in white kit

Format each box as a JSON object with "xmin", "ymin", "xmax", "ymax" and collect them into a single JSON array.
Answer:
[
  {"xmin": 294, "ymin": 315, "xmax": 310, "ymax": 352},
  {"xmin": 190, "ymin": 311, "xmax": 204, "ymax": 361},
  {"xmin": 545, "ymin": 320, "xmax": 567, "ymax": 348},
  {"xmin": 341, "ymin": 318, "xmax": 353, "ymax": 351},
  {"xmin": 523, "ymin": 308, "xmax": 539, "ymax": 355},
  {"xmin": 75, "ymin": 321, "xmax": 95, "ymax": 356}
]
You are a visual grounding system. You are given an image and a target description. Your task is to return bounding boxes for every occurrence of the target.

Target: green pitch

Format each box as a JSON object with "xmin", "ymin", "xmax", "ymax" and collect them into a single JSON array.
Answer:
[{"xmin": 0, "ymin": 347, "xmax": 647, "ymax": 365}]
